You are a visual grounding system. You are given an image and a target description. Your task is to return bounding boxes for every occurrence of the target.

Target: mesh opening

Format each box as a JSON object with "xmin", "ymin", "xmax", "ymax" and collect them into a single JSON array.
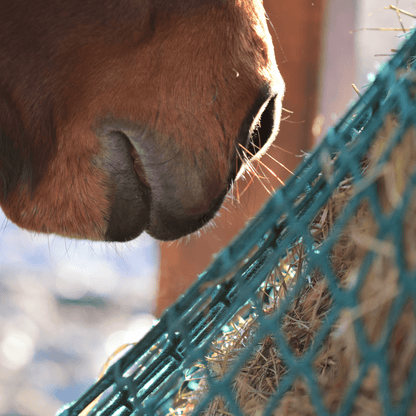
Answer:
[{"xmin": 58, "ymin": 29, "xmax": 416, "ymax": 416}]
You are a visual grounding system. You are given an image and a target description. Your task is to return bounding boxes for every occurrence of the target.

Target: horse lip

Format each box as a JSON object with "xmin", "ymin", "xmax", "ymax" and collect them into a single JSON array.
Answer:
[{"xmin": 96, "ymin": 127, "xmax": 152, "ymax": 242}]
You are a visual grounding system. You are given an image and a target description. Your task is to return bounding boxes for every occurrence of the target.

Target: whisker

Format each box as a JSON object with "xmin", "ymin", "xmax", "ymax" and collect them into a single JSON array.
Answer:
[
  {"xmin": 239, "ymin": 157, "xmax": 273, "ymax": 196},
  {"xmin": 234, "ymin": 154, "xmax": 242, "ymax": 203},
  {"xmin": 235, "ymin": 147, "xmax": 274, "ymax": 197},
  {"xmin": 238, "ymin": 143, "xmax": 285, "ymax": 186},
  {"xmin": 253, "ymin": 162, "xmax": 275, "ymax": 195},
  {"xmin": 246, "ymin": 161, "xmax": 269, "ymax": 181},
  {"xmin": 233, "ymin": 175, "xmax": 241, "ymax": 203},
  {"xmin": 235, "ymin": 144, "xmax": 278, "ymax": 198},
  {"xmin": 257, "ymin": 162, "xmax": 273, "ymax": 186},
  {"xmin": 270, "ymin": 143, "xmax": 295, "ymax": 155},
  {"xmin": 237, "ymin": 169, "xmax": 256, "ymax": 198},
  {"xmin": 251, "ymin": 142, "xmax": 297, "ymax": 176}
]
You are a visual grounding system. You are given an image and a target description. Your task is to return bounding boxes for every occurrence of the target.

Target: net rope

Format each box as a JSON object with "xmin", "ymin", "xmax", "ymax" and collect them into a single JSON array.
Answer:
[{"xmin": 58, "ymin": 29, "xmax": 416, "ymax": 416}]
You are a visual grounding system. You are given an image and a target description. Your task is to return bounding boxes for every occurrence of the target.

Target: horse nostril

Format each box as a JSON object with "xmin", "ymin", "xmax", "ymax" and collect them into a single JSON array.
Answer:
[
  {"xmin": 247, "ymin": 94, "xmax": 276, "ymax": 158},
  {"xmin": 235, "ymin": 89, "xmax": 279, "ymax": 179}
]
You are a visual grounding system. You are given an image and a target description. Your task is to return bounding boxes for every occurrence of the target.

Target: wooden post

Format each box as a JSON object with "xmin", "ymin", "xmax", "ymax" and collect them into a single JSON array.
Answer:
[{"xmin": 156, "ymin": 0, "xmax": 326, "ymax": 316}]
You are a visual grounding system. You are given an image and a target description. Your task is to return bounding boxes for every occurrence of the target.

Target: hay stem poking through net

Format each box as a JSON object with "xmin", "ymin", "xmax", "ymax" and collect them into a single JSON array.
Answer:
[
  {"xmin": 169, "ymin": 105, "xmax": 416, "ymax": 416},
  {"xmin": 167, "ymin": 8, "xmax": 416, "ymax": 416},
  {"xmin": 59, "ymin": 7, "xmax": 416, "ymax": 416}
]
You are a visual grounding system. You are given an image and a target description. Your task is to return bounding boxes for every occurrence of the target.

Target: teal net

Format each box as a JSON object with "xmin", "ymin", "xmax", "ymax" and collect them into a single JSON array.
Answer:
[{"xmin": 58, "ymin": 30, "xmax": 416, "ymax": 416}]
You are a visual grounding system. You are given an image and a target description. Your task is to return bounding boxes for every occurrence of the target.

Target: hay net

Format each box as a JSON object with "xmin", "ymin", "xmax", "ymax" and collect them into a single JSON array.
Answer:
[{"xmin": 58, "ymin": 30, "xmax": 416, "ymax": 416}]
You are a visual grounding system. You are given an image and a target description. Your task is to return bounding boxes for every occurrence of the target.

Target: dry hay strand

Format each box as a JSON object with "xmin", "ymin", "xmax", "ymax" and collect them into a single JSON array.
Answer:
[{"xmin": 168, "ymin": 110, "xmax": 416, "ymax": 416}]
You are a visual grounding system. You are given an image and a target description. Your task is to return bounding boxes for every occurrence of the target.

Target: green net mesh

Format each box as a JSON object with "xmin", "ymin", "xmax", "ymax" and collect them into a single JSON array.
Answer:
[{"xmin": 58, "ymin": 30, "xmax": 416, "ymax": 416}]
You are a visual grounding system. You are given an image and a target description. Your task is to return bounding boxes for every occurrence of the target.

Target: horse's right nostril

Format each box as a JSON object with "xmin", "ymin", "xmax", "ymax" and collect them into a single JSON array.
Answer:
[
  {"xmin": 235, "ymin": 86, "xmax": 281, "ymax": 179},
  {"xmin": 248, "ymin": 94, "xmax": 277, "ymax": 157}
]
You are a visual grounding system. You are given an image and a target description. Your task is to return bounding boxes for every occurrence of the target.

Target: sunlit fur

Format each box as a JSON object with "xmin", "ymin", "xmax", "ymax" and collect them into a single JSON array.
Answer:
[{"xmin": 0, "ymin": 0, "xmax": 284, "ymax": 242}]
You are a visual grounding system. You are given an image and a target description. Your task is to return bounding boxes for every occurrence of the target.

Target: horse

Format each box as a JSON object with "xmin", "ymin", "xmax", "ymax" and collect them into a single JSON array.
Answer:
[{"xmin": 0, "ymin": 0, "xmax": 284, "ymax": 246}]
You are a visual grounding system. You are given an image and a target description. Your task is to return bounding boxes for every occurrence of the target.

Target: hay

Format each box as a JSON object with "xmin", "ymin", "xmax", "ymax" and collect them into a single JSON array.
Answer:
[{"xmin": 168, "ymin": 109, "xmax": 416, "ymax": 415}]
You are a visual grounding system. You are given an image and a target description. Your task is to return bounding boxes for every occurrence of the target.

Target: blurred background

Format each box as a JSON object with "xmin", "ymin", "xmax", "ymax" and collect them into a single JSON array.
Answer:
[{"xmin": 0, "ymin": 1, "xmax": 415, "ymax": 414}]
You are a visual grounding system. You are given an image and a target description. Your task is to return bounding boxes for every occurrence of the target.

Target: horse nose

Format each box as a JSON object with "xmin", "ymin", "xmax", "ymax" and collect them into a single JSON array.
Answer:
[
  {"xmin": 100, "ymin": 82, "xmax": 283, "ymax": 242},
  {"xmin": 99, "ymin": 121, "xmax": 230, "ymax": 242},
  {"xmin": 235, "ymin": 84, "xmax": 283, "ymax": 179},
  {"xmin": 141, "ymin": 138, "xmax": 229, "ymax": 241}
]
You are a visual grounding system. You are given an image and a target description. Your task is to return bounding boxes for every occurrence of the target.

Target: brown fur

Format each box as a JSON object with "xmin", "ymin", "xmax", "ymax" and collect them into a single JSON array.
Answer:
[{"xmin": 0, "ymin": 0, "xmax": 284, "ymax": 242}]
